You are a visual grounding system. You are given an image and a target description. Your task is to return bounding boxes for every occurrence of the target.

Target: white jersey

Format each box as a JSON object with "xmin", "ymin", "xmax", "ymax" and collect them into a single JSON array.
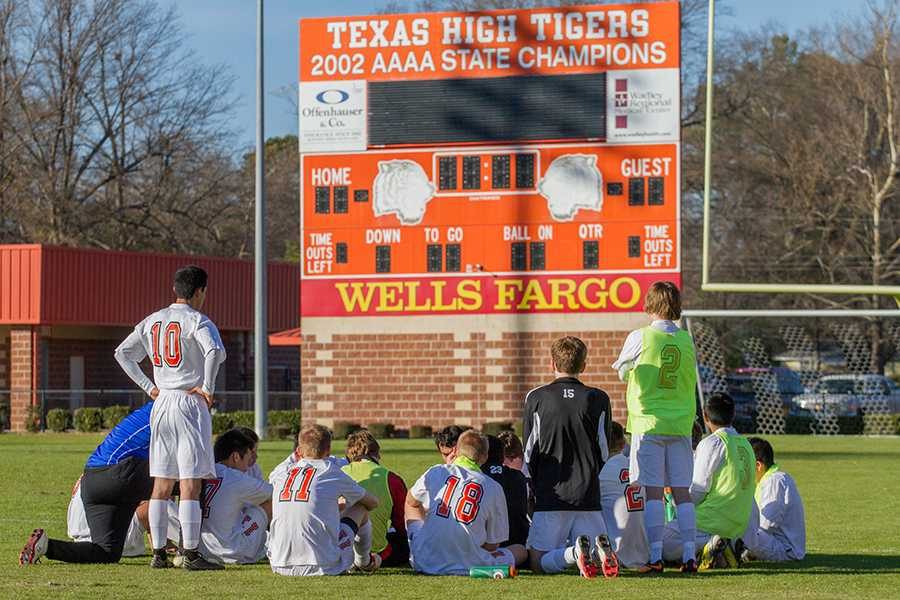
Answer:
[
  {"xmin": 267, "ymin": 452, "xmax": 349, "ymax": 485},
  {"xmin": 754, "ymin": 469, "xmax": 806, "ymax": 559},
  {"xmin": 200, "ymin": 463, "xmax": 273, "ymax": 564},
  {"xmin": 599, "ymin": 452, "xmax": 649, "ymax": 568},
  {"xmin": 114, "ymin": 303, "xmax": 225, "ymax": 396},
  {"xmin": 408, "ymin": 462, "xmax": 509, "ymax": 575},
  {"xmin": 268, "ymin": 458, "xmax": 366, "ymax": 571},
  {"xmin": 66, "ymin": 478, "xmax": 146, "ymax": 557}
]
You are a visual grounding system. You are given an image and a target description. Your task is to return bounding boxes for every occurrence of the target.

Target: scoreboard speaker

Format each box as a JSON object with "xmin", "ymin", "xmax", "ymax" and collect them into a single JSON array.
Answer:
[{"xmin": 368, "ymin": 73, "xmax": 607, "ymax": 146}]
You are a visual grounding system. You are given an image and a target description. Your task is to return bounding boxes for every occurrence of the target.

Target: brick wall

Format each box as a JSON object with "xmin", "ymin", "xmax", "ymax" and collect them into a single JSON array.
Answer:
[
  {"xmin": 300, "ymin": 329, "xmax": 630, "ymax": 430},
  {"xmin": 0, "ymin": 332, "xmax": 8, "ymax": 390},
  {"xmin": 10, "ymin": 328, "xmax": 38, "ymax": 431}
]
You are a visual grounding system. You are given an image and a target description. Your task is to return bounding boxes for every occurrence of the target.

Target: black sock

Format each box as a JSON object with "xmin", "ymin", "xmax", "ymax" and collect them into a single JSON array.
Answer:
[{"xmin": 184, "ymin": 548, "xmax": 200, "ymax": 561}]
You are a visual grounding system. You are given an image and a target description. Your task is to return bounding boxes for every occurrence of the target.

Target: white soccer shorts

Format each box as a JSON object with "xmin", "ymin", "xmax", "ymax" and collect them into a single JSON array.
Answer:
[
  {"xmin": 149, "ymin": 390, "xmax": 215, "ymax": 480},
  {"xmin": 526, "ymin": 510, "xmax": 608, "ymax": 552},
  {"xmin": 629, "ymin": 433, "xmax": 693, "ymax": 488},
  {"xmin": 270, "ymin": 522, "xmax": 356, "ymax": 576}
]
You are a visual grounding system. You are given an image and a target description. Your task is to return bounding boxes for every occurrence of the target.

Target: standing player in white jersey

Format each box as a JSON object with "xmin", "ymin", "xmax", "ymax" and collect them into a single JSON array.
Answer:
[
  {"xmin": 114, "ymin": 265, "xmax": 226, "ymax": 571},
  {"xmin": 405, "ymin": 430, "xmax": 528, "ymax": 575},
  {"xmin": 599, "ymin": 422, "xmax": 649, "ymax": 569},
  {"xmin": 199, "ymin": 429, "xmax": 273, "ymax": 564},
  {"xmin": 269, "ymin": 425, "xmax": 381, "ymax": 576}
]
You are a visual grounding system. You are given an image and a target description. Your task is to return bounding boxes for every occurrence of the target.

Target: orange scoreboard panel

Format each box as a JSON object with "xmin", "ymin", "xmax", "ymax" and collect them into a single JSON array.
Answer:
[{"xmin": 299, "ymin": 3, "xmax": 681, "ymax": 317}]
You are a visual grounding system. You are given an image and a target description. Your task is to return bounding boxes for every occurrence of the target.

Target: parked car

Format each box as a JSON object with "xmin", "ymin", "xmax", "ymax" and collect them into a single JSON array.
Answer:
[
  {"xmin": 718, "ymin": 367, "xmax": 805, "ymax": 432},
  {"xmin": 792, "ymin": 374, "xmax": 900, "ymax": 416}
]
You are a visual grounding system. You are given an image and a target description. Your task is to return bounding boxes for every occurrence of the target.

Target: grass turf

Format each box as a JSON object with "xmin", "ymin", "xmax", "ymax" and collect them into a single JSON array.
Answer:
[{"xmin": 1, "ymin": 434, "xmax": 899, "ymax": 599}]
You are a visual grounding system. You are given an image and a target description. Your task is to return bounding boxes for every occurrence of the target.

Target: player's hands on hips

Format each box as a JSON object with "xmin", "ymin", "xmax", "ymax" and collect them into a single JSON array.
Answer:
[
  {"xmin": 150, "ymin": 387, "xmax": 159, "ymax": 400},
  {"xmin": 189, "ymin": 386, "xmax": 214, "ymax": 409}
]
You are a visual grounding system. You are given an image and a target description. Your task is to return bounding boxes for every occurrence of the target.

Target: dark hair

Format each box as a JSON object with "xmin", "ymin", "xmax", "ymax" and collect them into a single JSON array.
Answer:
[
  {"xmin": 551, "ymin": 336, "xmax": 588, "ymax": 374},
  {"xmin": 484, "ymin": 435, "xmax": 504, "ymax": 465},
  {"xmin": 174, "ymin": 265, "xmax": 208, "ymax": 300},
  {"xmin": 704, "ymin": 392, "xmax": 736, "ymax": 427},
  {"xmin": 346, "ymin": 429, "xmax": 380, "ymax": 463},
  {"xmin": 748, "ymin": 437, "xmax": 775, "ymax": 468},
  {"xmin": 498, "ymin": 431, "xmax": 523, "ymax": 459},
  {"xmin": 434, "ymin": 425, "xmax": 470, "ymax": 449},
  {"xmin": 214, "ymin": 428, "xmax": 255, "ymax": 463},
  {"xmin": 608, "ymin": 421, "xmax": 626, "ymax": 450},
  {"xmin": 237, "ymin": 426, "xmax": 259, "ymax": 445}
]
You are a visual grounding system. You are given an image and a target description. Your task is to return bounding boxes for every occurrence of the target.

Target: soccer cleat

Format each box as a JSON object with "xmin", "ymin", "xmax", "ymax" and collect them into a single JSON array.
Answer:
[
  {"xmin": 699, "ymin": 535, "xmax": 728, "ymax": 571},
  {"xmin": 151, "ymin": 550, "xmax": 173, "ymax": 569},
  {"xmin": 723, "ymin": 541, "xmax": 740, "ymax": 569},
  {"xmin": 637, "ymin": 560, "xmax": 664, "ymax": 574},
  {"xmin": 574, "ymin": 535, "xmax": 598, "ymax": 579},
  {"xmin": 353, "ymin": 552, "xmax": 382, "ymax": 574},
  {"xmin": 680, "ymin": 559, "xmax": 698, "ymax": 574},
  {"xmin": 593, "ymin": 534, "xmax": 620, "ymax": 578},
  {"xmin": 181, "ymin": 550, "xmax": 224, "ymax": 571},
  {"xmin": 19, "ymin": 529, "xmax": 48, "ymax": 566},
  {"xmin": 733, "ymin": 538, "xmax": 750, "ymax": 565}
]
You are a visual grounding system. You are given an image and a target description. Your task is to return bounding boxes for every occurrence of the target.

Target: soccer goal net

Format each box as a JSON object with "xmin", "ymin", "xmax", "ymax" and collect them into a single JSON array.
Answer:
[{"xmin": 682, "ymin": 310, "xmax": 900, "ymax": 436}]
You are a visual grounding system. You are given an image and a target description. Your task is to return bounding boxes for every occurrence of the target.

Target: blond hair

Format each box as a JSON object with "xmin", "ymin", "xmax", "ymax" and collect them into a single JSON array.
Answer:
[
  {"xmin": 346, "ymin": 429, "xmax": 380, "ymax": 463},
  {"xmin": 456, "ymin": 430, "xmax": 488, "ymax": 464},
  {"xmin": 298, "ymin": 424, "xmax": 332, "ymax": 459},
  {"xmin": 644, "ymin": 281, "xmax": 682, "ymax": 321}
]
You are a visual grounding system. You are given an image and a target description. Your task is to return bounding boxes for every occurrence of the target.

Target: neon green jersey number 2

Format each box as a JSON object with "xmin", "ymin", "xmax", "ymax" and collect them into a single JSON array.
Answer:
[{"xmin": 658, "ymin": 344, "xmax": 682, "ymax": 389}]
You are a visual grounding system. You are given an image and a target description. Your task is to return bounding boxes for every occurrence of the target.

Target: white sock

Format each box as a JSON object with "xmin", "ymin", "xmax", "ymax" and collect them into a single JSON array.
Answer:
[
  {"xmin": 353, "ymin": 521, "xmax": 373, "ymax": 567},
  {"xmin": 646, "ymin": 499, "xmax": 665, "ymax": 563},
  {"xmin": 540, "ymin": 545, "xmax": 577, "ymax": 573},
  {"xmin": 677, "ymin": 502, "xmax": 697, "ymax": 563},
  {"xmin": 179, "ymin": 500, "xmax": 202, "ymax": 551},
  {"xmin": 149, "ymin": 499, "xmax": 169, "ymax": 551}
]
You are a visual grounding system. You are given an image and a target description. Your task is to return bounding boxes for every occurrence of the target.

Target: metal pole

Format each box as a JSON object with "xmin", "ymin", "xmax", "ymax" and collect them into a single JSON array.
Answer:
[
  {"xmin": 702, "ymin": 0, "xmax": 715, "ymax": 289},
  {"xmin": 254, "ymin": 0, "xmax": 268, "ymax": 439}
]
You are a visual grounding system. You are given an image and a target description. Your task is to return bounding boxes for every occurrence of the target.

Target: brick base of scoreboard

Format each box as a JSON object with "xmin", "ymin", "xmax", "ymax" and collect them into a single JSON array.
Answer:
[{"xmin": 299, "ymin": 314, "xmax": 645, "ymax": 430}]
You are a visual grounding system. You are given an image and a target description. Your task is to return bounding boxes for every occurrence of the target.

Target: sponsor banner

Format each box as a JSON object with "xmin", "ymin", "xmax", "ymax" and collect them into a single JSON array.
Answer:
[
  {"xmin": 299, "ymin": 2, "xmax": 680, "ymax": 83},
  {"xmin": 298, "ymin": 80, "xmax": 367, "ymax": 152},
  {"xmin": 300, "ymin": 272, "xmax": 678, "ymax": 317},
  {"xmin": 606, "ymin": 68, "xmax": 679, "ymax": 143}
]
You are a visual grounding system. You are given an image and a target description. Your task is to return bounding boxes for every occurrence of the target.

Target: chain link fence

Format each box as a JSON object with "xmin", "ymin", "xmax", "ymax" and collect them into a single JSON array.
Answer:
[{"xmin": 684, "ymin": 312, "xmax": 900, "ymax": 435}]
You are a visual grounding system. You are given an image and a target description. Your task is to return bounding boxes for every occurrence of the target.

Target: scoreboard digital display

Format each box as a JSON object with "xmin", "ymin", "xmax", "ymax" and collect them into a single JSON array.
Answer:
[{"xmin": 299, "ymin": 3, "xmax": 681, "ymax": 317}]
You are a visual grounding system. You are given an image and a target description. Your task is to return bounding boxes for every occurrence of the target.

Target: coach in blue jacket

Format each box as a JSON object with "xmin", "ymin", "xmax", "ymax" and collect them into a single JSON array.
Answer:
[{"xmin": 20, "ymin": 403, "xmax": 155, "ymax": 564}]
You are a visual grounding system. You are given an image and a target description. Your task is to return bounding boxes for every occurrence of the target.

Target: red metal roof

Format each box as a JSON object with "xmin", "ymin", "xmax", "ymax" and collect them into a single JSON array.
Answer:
[
  {"xmin": 268, "ymin": 328, "xmax": 302, "ymax": 346},
  {"xmin": 0, "ymin": 245, "xmax": 299, "ymax": 331}
]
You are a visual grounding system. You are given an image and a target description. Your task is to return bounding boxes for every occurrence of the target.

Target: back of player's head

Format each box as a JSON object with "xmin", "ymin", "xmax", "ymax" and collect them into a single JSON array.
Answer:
[
  {"xmin": 551, "ymin": 336, "xmax": 587, "ymax": 375},
  {"xmin": 346, "ymin": 429, "xmax": 380, "ymax": 463},
  {"xmin": 434, "ymin": 424, "xmax": 470, "ymax": 449},
  {"xmin": 704, "ymin": 392, "xmax": 735, "ymax": 427},
  {"xmin": 214, "ymin": 428, "xmax": 255, "ymax": 463},
  {"xmin": 484, "ymin": 434, "xmax": 504, "ymax": 465},
  {"xmin": 298, "ymin": 424, "xmax": 332, "ymax": 459},
  {"xmin": 498, "ymin": 431, "xmax": 523, "ymax": 460},
  {"xmin": 748, "ymin": 437, "xmax": 775, "ymax": 468},
  {"xmin": 456, "ymin": 430, "xmax": 488, "ymax": 464},
  {"xmin": 644, "ymin": 280, "xmax": 682, "ymax": 320},
  {"xmin": 236, "ymin": 426, "xmax": 259, "ymax": 446},
  {"xmin": 173, "ymin": 265, "xmax": 208, "ymax": 300},
  {"xmin": 608, "ymin": 421, "xmax": 626, "ymax": 453}
]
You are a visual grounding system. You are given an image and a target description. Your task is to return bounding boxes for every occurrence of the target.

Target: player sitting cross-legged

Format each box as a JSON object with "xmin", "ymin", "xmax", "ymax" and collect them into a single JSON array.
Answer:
[
  {"xmin": 737, "ymin": 437, "xmax": 806, "ymax": 563},
  {"xmin": 599, "ymin": 422, "xmax": 650, "ymax": 569},
  {"xmin": 406, "ymin": 430, "xmax": 528, "ymax": 575},
  {"xmin": 198, "ymin": 429, "xmax": 273, "ymax": 565},
  {"xmin": 114, "ymin": 265, "xmax": 226, "ymax": 571},
  {"xmin": 269, "ymin": 425, "xmax": 381, "ymax": 576}
]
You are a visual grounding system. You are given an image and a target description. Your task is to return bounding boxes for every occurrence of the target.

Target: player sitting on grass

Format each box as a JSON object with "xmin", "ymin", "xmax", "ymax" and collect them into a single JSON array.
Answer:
[
  {"xmin": 599, "ymin": 422, "xmax": 649, "ymax": 569},
  {"xmin": 236, "ymin": 426, "xmax": 263, "ymax": 481},
  {"xmin": 198, "ymin": 429, "xmax": 273, "ymax": 565},
  {"xmin": 498, "ymin": 431, "xmax": 524, "ymax": 472},
  {"xmin": 524, "ymin": 336, "xmax": 618, "ymax": 579},
  {"xmin": 612, "ymin": 281, "xmax": 699, "ymax": 574},
  {"xmin": 663, "ymin": 393, "xmax": 756, "ymax": 569},
  {"xmin": 737, "ymin": 437, "xmax": 806, "ymax": 563},
  {"xmin": 268, "ymin": 430, "xmax": 348, "ymax": 483},
  {"xmin": 434, "ymin": 425, "xmax": 472, "ymax": 464},
  {"xmin": 482, "ymin": 435, "xmax": 530, "ymax": 551},
  {"xmin": 269, "ymin": 425, "xmax": 380, "ymax": 576},
  {"xmin": 67, "ymin": 475, "xmax": 148, "ymax": 558},
  {"xmin": 406, "ymin": 430, "xmax": 528, "ymax": 575},
  {"xmin": 342, "ymin": 429, "xmax": 410, "ymax": 567}
]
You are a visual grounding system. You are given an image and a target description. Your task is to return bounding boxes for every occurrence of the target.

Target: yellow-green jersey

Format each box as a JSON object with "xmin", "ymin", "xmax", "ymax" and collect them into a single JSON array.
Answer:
[
  {"xmin": 694, "ymin": 429, "xmax": 756, "ymax": 539},
  {"xmin": 342, "ymin": 459, "xmax": 392, "ymax": 553},
  {"xmin": 622, "ymin": 325, "xmax": 698, "ymax": 436}
]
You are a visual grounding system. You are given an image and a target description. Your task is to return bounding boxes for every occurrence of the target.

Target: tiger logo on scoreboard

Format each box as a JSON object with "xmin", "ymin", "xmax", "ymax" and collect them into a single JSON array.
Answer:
[
  {"xmin": 373, "ymin": 159, "xmax": 435, "ymax": 225},
  {"xmin": 538, "ymin": 154, "xmax": 604, "ymax": 221}
]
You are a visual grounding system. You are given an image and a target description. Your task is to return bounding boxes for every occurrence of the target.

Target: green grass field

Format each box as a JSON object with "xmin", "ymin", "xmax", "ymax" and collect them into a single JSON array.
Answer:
[{"xmin": 1, "ymin": 434, "xmax": 899, "ymax": 599}]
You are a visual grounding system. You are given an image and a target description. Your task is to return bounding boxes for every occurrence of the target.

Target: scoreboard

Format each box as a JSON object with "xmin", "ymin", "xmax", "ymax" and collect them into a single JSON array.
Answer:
[{"xmin": 299, "ymin": 3, "xmax": 681, "ymax": 317}]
